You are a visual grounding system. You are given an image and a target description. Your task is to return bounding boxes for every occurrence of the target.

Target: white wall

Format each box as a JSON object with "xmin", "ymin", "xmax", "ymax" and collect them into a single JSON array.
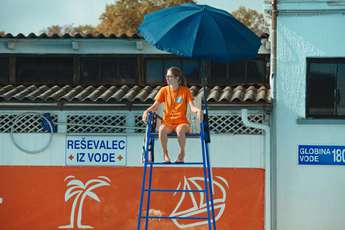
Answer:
[
  {"xmin": 0, "ymin": 132, "xmax": 264, "ymax": 168},
  {"xmin": 275, "ymin": 5, "xmax": 345, "ymax": 230}
]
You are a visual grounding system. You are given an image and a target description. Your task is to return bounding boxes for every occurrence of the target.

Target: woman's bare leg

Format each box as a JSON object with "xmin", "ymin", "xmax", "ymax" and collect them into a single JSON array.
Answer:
[
  {"xmin": 175, "ymin": 124, "xmax": 190, "ymax": 162},
  {"xmin": 158, "ymin": 124, "xmax": 173, "ymax": 162}
]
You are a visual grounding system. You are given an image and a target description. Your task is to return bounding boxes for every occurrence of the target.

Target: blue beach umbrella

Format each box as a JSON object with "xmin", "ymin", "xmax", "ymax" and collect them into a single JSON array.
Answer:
[
  {"xmin": 138, "ymin": 3, "xmax": 261, "ymax": 63},
  {"xmin": 138, "ymin": 3, "xmax": 261, "ymax": 115}
]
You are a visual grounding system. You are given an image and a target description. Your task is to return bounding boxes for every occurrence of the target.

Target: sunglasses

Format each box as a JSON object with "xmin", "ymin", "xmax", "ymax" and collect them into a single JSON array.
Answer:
[{"xmin": 166, "ymin": 74, "xmax": 178, "ymax": 79}]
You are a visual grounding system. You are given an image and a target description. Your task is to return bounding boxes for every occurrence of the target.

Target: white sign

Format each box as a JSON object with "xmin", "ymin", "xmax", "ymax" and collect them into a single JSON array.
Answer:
[{"xmin": 65, "ymin": 136, "xmax": 127, "ymax": 166}]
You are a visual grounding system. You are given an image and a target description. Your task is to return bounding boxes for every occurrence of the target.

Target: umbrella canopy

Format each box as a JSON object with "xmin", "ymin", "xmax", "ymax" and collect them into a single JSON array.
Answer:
[{"xmin": 138, "ymin": 3, "xmax": 261, "ymax": 63}]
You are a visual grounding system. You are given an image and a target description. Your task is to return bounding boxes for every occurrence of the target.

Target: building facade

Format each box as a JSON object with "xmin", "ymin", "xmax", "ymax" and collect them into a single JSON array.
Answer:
[
  {"xmin": 272, "ymin": 1, "xmax": 345, "ymax": 229},
  {"xmin": 0, "ymin": 33, "xmax": 270, "ymax": 229}
]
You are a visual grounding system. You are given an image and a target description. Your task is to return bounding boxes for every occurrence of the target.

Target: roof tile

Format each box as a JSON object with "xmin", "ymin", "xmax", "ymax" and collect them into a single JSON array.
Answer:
[
  {"xmin": 25, "ymin": 85, "xmax": 50, "ymax": 100},
  {"xmin": 36, "ymin": 85, "xmax": 60, "ymax": 101},
  {"xmin": 98, "ymin": 86, "xmax": 117, "ymax": 102},
  {"xmin": 121, "ymin": 85, "xmax": 141, "ymax": 102},
  {"xmin": 231, "ymin": 85, "xmax": 245, "ymax": 102},
  {"xmin": 134, "ymin": 86, "xmax": 152, "ymax": 102},
  {"xmin": 146, "ymin": 86, "xmax": 162, "ymax": 102},
  {"xmin": 110, "ymin": 85, "xmax": 129, "ymax": 101},
  {"xmin": 74, "ymin": 86, "xmax": 95, "ymax": 101},
  {"xmin": 13, "ymin": 85, "xmax": 37, "ymax": 101},
  {"xmin": 207, "ymin": 86, "xmax": 221, "ymax": 102},
  {"xmin": 61, "ymin": 85, "xmax": 84, "ymax": 101},
  {"xmin": 243, "ymin": 85, "xmax": 257, "ymax": 102},
  {"xmin": 48, "ymin": 85, "xmax": 72, "ymax": 101},
  {"xmin": 2, "ymin": 85, "xmax": 26, "ymax": 100},
  {"xmin": 86, "ymin": 85, "xmax": 108, "ymax": 102},
  {"xmin": 219, "ymin": 86, "xmax": 233, "ymax": 102}
]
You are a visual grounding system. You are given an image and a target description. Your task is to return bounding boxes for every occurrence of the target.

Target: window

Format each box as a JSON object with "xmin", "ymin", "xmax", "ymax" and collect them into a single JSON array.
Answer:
[
  {"xmin": 16, "ymin": 56, "xmax": 73, "ymax": 83},
  {"xmin": 80, "ymin": 56, "xmax": 137, "ymax": 84},
  {"xmin": 306, "ymin": 58, "xmax": 345, "ymax": 118},
  {"xmin": 210, "ymin": 57, "xmax": 268, "ymax": 85},
  {"xmin": 145, "ymin": 58, "xmax": 201, "ymax": 85},
  {"xmin": 0, "ymin": 56, "xmax": 9, "ymax": 83}
]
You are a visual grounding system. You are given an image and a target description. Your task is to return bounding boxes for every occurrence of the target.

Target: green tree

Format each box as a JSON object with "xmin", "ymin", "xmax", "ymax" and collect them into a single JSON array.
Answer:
[
  {"xmin": 97, "ymin": 0, "xmax": 194, "ymax": 36},
  {"xmin": 232, "ymin": 6, "xmax": 269, "ymax": 36}
]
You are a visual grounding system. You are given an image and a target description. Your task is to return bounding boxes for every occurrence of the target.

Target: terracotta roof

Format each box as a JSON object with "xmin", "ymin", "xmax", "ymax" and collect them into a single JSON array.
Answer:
[
  {"xmin": 0, "ymin": 33, "xmax": 140, "ymax": 39},
  {"xmin": 0, "ymin": 84, "xmax": 271, "ymax": 105}
]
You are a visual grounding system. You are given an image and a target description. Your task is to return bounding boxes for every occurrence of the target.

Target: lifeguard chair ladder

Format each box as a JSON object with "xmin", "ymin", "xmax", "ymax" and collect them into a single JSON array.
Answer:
[{"xmin": 137, "ymin": 112, "xmax": 217, "ymax": 230}]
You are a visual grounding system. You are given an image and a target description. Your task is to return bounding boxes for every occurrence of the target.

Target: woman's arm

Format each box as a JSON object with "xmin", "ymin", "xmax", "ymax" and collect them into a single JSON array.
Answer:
[
  {"xmin": 188, "ymin": 100, "xmax": 203, "ymax": 121},
  {"xmin": 142, "ymin": 100, "xmax": 161, "ymax": 122}
]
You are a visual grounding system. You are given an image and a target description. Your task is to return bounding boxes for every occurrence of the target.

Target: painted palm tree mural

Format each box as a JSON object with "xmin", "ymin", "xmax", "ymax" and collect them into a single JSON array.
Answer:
[{"xmin": 59, "ymin": 175, "xmax": 111, "ymax": 229}]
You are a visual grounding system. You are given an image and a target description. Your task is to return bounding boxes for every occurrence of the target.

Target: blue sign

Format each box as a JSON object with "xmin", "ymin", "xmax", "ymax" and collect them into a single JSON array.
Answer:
[
  {"xmin": 65, "ymin": 136, "xmax": 127, "ymax": 166},
  {"xmin": 298, "ymin": 145, "xmax": 345, "ymax": 165}
]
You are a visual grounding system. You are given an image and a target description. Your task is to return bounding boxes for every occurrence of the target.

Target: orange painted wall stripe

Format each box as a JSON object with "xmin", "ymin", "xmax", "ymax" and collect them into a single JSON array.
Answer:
[{"xmin": 0, "ymin": 166, "xmax": 264, "ymax": 230}]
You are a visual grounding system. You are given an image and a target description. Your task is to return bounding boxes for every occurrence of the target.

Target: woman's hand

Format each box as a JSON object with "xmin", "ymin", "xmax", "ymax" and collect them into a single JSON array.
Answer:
[
  {"xmin": 196, "ymin": 109, "xmax": 204, "ymax": 122},
  {"xmin": 189, "ymin": 101, "xmax": 203, "ymax": 122},
  {"xmin": 142, "ymin": 110, "xmax": 149, "ymax": 123},
  {"xmin": 143, "ymin": 101, "xmax": 160, "ymax": 123}
]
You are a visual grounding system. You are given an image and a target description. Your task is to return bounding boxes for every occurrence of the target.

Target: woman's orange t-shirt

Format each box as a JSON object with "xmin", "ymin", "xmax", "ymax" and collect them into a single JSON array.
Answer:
[{"xmin": 155, "ymin": 86, "xmax": 193, "ymax": 126}]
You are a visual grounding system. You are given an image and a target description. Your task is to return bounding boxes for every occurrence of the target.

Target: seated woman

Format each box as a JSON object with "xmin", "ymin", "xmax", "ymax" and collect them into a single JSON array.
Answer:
[{"xmin": 142, "ymin": 66, "xmax": 203, "ymax": 163}]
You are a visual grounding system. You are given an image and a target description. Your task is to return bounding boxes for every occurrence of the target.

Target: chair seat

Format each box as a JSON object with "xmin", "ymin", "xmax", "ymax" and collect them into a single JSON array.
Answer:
[{"xmin": 151, "ymin": 132, "xmax": 201, "ymax": 138}]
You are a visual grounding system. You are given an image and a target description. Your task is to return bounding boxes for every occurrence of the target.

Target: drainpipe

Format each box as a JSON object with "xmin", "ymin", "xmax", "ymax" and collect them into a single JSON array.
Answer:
[
  {"xmin": 271, "ymin": 0, "xmax": 277, "ymax": 99},
  {"xmin": 241, "ymin": 109, "xmax": 271, "ymax": 230},
  {"xmin": 270, "ymin": 1, "xmax": 277, "ymax": 230}
]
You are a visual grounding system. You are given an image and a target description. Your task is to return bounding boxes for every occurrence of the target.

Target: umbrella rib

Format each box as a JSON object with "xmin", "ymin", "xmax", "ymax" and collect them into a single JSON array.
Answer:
[
  {"xmin": 141, "ymin": 4, "xmax": 196, "ymax": 26},
  {"xmin": 207, "ymin": 14, "xmax": 230, "ymax": 60},
  {"xmin": 139, "ymin": 8, "xmax": 198, "ymax": 47},
  {"xmin": 156, "ymin": 13, "xmax": 201, "ymax": 56},
  {"xmin": 190, "ymin": 14, "xmax": 203, "ymax": 57},
  {"xmin": 215, "ymin": 12, "xmax": 260, "ymax": 53}
]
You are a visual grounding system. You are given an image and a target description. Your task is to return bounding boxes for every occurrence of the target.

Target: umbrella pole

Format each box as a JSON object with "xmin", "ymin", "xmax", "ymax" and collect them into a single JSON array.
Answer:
[
  {"xmin": 201, "ymin": 61, "xmax": 209, "ymax": 115},
  {"xmin": 201, "ymin": 61, "xmax": 217, "ymax": 228},
  {"xmin": 201, "ymin": 61, "xmax": 214, "ymax": 193}
]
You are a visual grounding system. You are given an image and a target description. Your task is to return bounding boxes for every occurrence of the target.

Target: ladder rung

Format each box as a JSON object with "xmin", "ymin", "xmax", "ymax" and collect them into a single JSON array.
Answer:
[
  {"xmin": 145, "ymin": 189, "xmax": 206, "ymax": 193},
  {"xmin": 151, "ymin": 133, "xmax": 201, "ymax": 138},
  {"xmin": 141, "ymin": 216, "xmax": 208, "ymax": 220},
  {"xmin": 146, "ymin": 162, "xmax": 203, "ymax": 165}
]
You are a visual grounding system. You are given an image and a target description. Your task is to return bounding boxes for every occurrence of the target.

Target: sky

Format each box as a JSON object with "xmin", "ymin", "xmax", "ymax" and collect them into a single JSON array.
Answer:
[{"xmin": 0, "ymin": 0, "xmax": 265, "ymax": 35}]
